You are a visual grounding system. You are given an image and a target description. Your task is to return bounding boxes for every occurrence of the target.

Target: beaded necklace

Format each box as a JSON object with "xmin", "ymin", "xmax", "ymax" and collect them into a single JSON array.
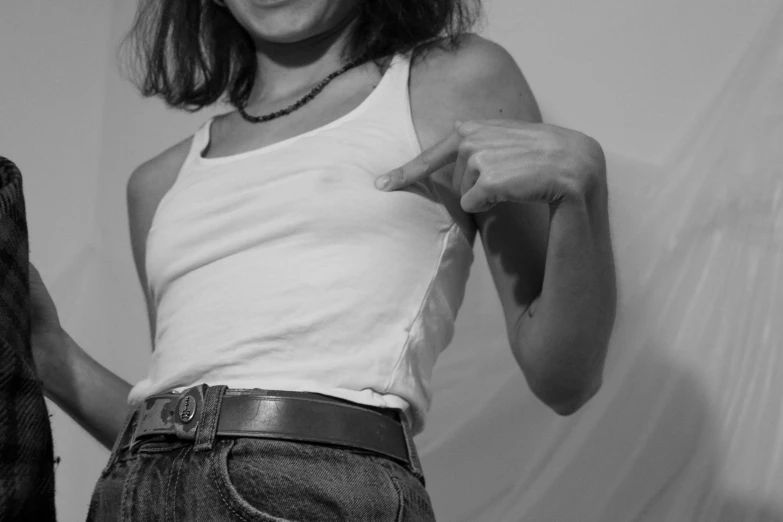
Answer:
[{"xmin": 237, "ymin": 52, "xmax": 373, "ymax": 124}]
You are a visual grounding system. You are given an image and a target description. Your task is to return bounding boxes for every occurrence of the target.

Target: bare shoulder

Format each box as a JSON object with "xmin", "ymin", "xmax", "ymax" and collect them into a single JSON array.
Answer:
[
  {"xmin": 126, "ymin": 134, "xmax": 195, "ymax": 346},
  {"xmin": 127, "ymin": 135, "xmax": 194, "ymax": 195},
  {"xmin": 410, "ymin": 33, "xmax": 541, "ymax": 130},
  {"xmin": 127, "ymin": 133, "xmax": 195, "ymax": 235},
  {"xmin": 412, "ymin": 35, "xmax": 550, "ymax": 348},
  {"xmin": 126, "ymin": 133, "xmax": 194, "ymax": 257},
  {"xmin": 408, "ymin": 34, "xmax": 542, "ymax": 242}
]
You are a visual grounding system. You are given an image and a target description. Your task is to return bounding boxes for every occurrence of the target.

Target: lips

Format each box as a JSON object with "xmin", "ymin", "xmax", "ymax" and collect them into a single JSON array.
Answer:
[{"xmin": 251, "ymin": 0, "xmax": 294, "ymax": 6}]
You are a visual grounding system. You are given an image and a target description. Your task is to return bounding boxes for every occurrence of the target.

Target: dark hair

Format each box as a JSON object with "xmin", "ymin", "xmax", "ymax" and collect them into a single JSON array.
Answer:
[{"xmin": 121, "ymin": 0, "xmax": 484, "ymax": 112}]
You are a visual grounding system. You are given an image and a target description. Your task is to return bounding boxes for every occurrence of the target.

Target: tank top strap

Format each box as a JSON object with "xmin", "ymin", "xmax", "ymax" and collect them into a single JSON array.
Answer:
[
  {"xmin": 184, "ymin": 118, "xmax": 214, "ymax": 165},
  {"xmin": 382, "ymin": 51, "xmax": 412, "ymax": 101},
  {"xmin": 360, "ymin": 50, "xmax": 422, "ymax": 157},
  {"xmin": 195, "ymin": 116, "xmax": 215, "ymax": 156},
  {"xmin": 181, "ymin": 50, "xmax": 414, "ymax": 174}
]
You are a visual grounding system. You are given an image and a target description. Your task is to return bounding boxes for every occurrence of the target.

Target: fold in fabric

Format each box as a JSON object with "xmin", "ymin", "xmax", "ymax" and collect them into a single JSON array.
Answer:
[
  {"xmin": 419, "ymin": 4, "xmax": 783, "ymax": 521},
  {"xmin": 0, "ymin": 157, "xmax": 57, "ymax": 521}
]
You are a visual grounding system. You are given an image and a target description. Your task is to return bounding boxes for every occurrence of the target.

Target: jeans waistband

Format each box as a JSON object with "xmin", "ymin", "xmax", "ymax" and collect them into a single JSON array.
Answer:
[{"xmin": 105, "ymin": 384, "xmax": 426, "ymax": 486}]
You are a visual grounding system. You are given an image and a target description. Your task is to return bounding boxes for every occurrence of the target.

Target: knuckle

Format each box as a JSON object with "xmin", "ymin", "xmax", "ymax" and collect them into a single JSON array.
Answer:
[
  {"xmin": 456, "ymin": 120, "xmax": 478, "ymax": 136},
  {"xmin": 458, "ymin": 138, "xmax": 479, "ymax": 155},
  {"xmin": 579, "ymin": 131, "xmax": 599, "ymax": 149},
  {"xmin": 468, "ymin": 150, "xmax": 491, "ymax": 169},
  {"xmin": 564, "ymin": 173, "xmax": 594, "ymax": 198},
  {"xmin": 579, "ymin": 133, "xmax": 606, "ymax": 167},
  {"xmin": 478, "ymin": 169, "xmax": 501, "ymax": 190}
]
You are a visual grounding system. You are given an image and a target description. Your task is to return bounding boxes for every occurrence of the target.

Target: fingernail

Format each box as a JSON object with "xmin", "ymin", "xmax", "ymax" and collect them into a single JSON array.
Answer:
[{"xmin": 375, "ymin": 175, "xmax": 390, "ymax": 190}]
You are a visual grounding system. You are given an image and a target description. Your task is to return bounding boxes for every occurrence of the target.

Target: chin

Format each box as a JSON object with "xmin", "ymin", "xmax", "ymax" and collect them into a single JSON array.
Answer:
[
  {"xmin": 252, "ymin": 24, "xmax": 317, "ymax": 44},
  {"xmin": 230, "ymin": 0, "xmax": 358, "ymax": 45}
]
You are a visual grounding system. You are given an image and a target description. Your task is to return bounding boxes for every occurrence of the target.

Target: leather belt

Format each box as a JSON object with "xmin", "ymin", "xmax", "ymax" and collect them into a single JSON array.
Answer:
[{"xmin": 118, "ymin": 385, "xmax": 411, "ymax": 466}]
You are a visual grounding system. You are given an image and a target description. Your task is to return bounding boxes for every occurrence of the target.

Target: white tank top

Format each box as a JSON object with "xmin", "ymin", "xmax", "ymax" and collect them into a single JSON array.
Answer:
[{"xmin": 127, "ymin": 51, "xmax": 475, "ymax": 435}]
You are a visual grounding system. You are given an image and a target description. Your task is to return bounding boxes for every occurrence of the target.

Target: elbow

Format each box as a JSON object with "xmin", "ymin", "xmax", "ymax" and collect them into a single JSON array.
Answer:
[
  {"xmin": 529, "ymin": 373, "xmax": 603, "ymax": 416},
  {"xmin": 516, "ymin": 331, "xmax": 612, "ymax": 416},
  {"xmin": 547, "ymin": 388, "xmax": 599, "ymax": 416}
]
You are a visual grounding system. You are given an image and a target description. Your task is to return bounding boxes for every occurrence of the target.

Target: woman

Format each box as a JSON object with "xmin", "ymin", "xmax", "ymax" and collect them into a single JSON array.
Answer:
[{"xmin": 30, "ymin": 0, "xmax": 617, "ymax": 520}]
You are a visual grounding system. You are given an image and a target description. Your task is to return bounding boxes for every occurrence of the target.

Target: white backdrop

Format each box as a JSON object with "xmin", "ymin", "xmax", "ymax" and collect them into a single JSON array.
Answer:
[{"xmin": 1, "ymin": 0, "xmax": 781, "ymax": 520}]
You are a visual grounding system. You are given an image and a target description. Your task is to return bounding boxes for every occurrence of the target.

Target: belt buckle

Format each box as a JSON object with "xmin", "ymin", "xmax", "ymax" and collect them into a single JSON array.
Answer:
[
  {"xmin": 128, "ymin": 384, "xmax": 208, "ymax": 449},
  {"xmin": 172, "ymin": 384, "xmax": 208, "ymax": 442}
]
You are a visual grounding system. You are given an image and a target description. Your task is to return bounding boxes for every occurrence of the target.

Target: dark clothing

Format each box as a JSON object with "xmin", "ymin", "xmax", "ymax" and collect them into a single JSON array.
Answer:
[{"xmin": 0, "ymin": 157, "xmax": 57, "ymax": 522}]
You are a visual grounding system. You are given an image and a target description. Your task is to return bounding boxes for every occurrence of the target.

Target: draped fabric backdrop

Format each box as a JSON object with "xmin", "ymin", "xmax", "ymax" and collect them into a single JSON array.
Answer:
[
  {"xmin": 418, "ymin": 6, "xmax": 783, "ymax": 521},
  {"xmin": 2, "ymin": 0, "xmax": 781, "ymax": 520}
]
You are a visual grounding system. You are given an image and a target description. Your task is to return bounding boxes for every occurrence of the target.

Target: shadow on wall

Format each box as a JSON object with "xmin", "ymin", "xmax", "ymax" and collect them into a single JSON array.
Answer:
[
  {"xmin": 599, "ymin": 338, "xmax": 783, "ymax": 522},
  {"xmin": 587, "ymin": 178, "xmax": 783, "ymax": 522},
  {"xmin": 422, "ymin": 174, "xmax": 783, "ymax": 521}
]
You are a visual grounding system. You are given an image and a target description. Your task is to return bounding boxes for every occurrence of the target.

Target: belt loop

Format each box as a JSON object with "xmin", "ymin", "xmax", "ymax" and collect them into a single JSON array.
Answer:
[
  {"xmin": 398, "ymin": 410, "xmax": 426, "ymax": 488},
  {"xmin": 102, "ymin": 407, "xmax": 138, "ymax": 476},
  {"xmin": 194, "ymin": 385, "xmax": 228, "ymax": 452}
]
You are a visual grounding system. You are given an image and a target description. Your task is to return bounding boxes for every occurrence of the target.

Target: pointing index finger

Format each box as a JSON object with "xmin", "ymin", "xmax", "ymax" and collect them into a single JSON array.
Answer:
[{"xmin": 385, "ymin": 128, "xmax": 462, "ymax": 189}]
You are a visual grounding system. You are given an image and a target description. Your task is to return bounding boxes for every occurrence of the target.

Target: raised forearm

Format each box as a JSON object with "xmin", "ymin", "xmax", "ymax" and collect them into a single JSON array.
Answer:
[
  {"xmin": 36, "ymin": 329, "xmax": 133, "ymax": 450},
  {"xmin": 515, "ymin": 190, "xmax": 617, "ymax": 413}
]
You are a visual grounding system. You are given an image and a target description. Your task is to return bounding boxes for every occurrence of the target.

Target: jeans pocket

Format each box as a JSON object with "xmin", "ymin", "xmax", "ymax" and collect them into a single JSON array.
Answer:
[
  {"xmin": 87, "ymin": 452, "xmax": 143, "ymax": 522},
  {"xmin": 209, "ymin": 437, "xmax": 403, "ymax": 522},
  {"xmin": 374, "ymin": 458, "xmax": 437, "ymax": 522}
]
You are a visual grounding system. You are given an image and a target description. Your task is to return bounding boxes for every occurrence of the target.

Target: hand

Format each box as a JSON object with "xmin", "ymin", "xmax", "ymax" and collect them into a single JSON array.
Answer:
[{"xmin": 375, "ymin": 119, "xmax": 607, "ymax": 214}]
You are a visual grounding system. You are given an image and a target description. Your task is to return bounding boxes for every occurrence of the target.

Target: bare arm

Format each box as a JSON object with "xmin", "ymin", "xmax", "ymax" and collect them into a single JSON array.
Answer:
[
  {"xmin": 404, "ymin": 35, "xmax": 615, "ymax": 413},
  {"xmin": 36, "ymin": 330, "xmax": 132, "ymax": 451},
  {"xmin": 34, "ymin": 136, "xmax": 191, "ymax": 450}
]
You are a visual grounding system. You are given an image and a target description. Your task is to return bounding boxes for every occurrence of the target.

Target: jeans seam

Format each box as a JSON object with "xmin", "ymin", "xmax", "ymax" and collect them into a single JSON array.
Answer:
[
  {"xmin": 398, "ymin": 413, "xmax": 426, "ymax": 487},
  {"xmin": 164, "ymin": 446, "xmax": 190, "ymax": 521},
  {"xmin": 207, "ymin": 440, "xmax": 254, "ymax": 522},
  {"xmin": 209, "ymin": 440, "xmax": 293, "ymax": 522},
  {"xmin": 103, "ymin": 409, "xmax": 137, "ymax": 477},
  {"xmin": 119, "ymin": 452, "xmax": 143, "ymax": 522},
  {"xmin": 171, "ymin": 446, "xmax": 192, "ymax": 522},
  {"xmin": 376, "ymin": 459, "xmax": 406, "ymax": 522}
]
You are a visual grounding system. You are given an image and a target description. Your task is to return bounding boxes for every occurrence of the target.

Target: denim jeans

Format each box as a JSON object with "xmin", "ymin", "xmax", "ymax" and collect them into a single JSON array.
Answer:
[{"xmin": 85, "ymin": 389, "xmax": 437, "ymax": 522}]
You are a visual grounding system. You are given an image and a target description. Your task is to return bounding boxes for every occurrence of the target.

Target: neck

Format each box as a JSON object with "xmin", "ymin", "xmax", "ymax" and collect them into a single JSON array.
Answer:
[{"xmin": 248, "ymin": 9, "xmax": 361, "ymax": 106}]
